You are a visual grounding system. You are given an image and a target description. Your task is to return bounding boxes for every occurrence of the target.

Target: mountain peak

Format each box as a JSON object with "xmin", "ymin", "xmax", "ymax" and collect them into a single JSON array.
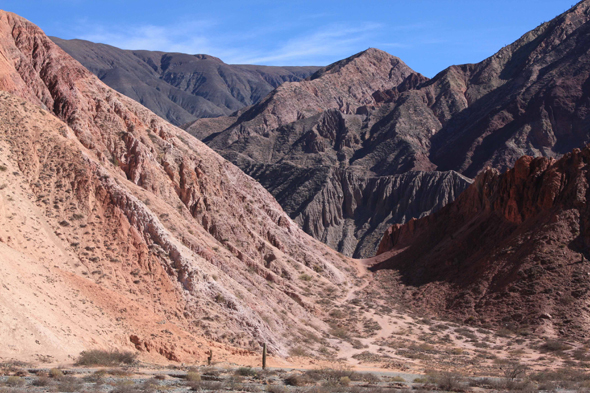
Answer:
[{"xmin": 309, "ymin": 47, "xmax": 406, "ymax": 81}]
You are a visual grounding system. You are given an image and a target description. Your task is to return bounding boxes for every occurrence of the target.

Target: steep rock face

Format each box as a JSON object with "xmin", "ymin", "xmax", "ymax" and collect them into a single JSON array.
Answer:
[
  {"xmin": 51, "ymin": 37, "xmax": 320, "ymax": 125},
  {"xmin": 187, "ymin": 52, "xmax": 464, "ymax": 257},
  {"xmin": 0, "ymin": 11, "xmax": 352, "ymax": 361},
  {"xmin": 234, "ymin": 155, "xmax": 471, "ymax": 257},
  {"xmin": 419, "ymin": 0, "xmax": 590, "ymax": 175},
  {"xmin": 374, "ymin": 146, "xmax": 590, "ymax": 337}
]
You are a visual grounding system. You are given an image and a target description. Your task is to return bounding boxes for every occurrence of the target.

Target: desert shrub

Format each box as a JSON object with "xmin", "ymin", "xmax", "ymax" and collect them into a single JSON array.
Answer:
[
  {"xmin": 289, "ymin": 346, "xmax": 310, "ymax": 357},
  {"xmin": 56, "ymin": 376, "xmax": 84, "ymax": 392},
  {"xmin": 140, "ymin": 379, "xmax": 160, "ymax": 391},
  {"xmin": 32, "ymin": 376, "xmax": 52, "ymax": 387},
  {"xmin": 358, "ymin": 373, "xmax": 381, "ymax": 383},
  {"xmin": 0, "ymin": 165, "xmax": 6, "ymax": 172},
  {"xmin": 539, "ymin": 340, "xmax": 572, "ymax": 353},
  {"xmin": 426, "ymin": 371, "xmax": 465, "ymax": 391},
  {"xmin": 106, "ymin": 368, "xmax": 133, "ymax": 377},
  {"xmin": 531, "ymin": 367, "xmax": 590, "ymax": 383},
  {"xmin": 49, "ymin": 368, "xmax": 63, "ymax": 379},
  {"xmin": 266, "ymin": 385, "xmax": 287, "ymax": 393},
  {"xmin": 186, "ymin": 371, "xmax": 201, "ymax": 382},
  {"xmin": 4, "ymin": 377, "xmax": 24, "ymax": 387},
  {"xmin": 285, "ymin": 374, "xmax": 313, "ymax": 386},
  {"xmin": 302, "ymin": 368, "xmax": 361, "ymax": 386},
  {"xmin": 235, "ymin": 367, "xmax": 257, "ymax": 377},
  {"xmin": 573, "ymin": 349, "xmax": 590, "ymax": 361},
  {"xmin": 504, "ymin": 362, "xmax": 528, "ymax": 381},
  {"xmin": 201, "ymin": 366, "xmax": 221, "ymax": 376},
  {"xmin": 75, "ymin": 349, "xmax": 137, "ymax": 366},
  {"xmin": 329, "ymin": 327, "xmax": 350, "ymax": 340},
  {"xmin": 329, "ymin": 309, "xmax": 345, "ymax": 319},
  {"xmin": 190, "ymin": 381, "xmax": 225, "ymax": 391}
]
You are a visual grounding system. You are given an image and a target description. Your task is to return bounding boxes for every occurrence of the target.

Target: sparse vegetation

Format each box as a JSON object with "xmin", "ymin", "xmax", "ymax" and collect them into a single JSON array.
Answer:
[
  {"xmin": 75, "ymin": 349, "xmax": 138, "ymax": 366},
  {"xmin": 186, "ymin": 371, "xmax": 201, "ymax": 382},
  {"xmin": 48, "ymin": 368, "xmax": 63, "ymax": 379}
]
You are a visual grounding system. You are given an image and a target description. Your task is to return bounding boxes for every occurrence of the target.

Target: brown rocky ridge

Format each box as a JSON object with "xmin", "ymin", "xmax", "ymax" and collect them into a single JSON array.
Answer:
[
  {"xmin": 186, "ymin": 50, "xmax": 471, "ymax": 257},
  {"xmin": 178, "ymin": 0, "xmax": 590, "ymax": 260},
  {"xmin": 51, "ymin": 37, "xmax": 320, "ymax": 126},
  {"xmin": 375, "ymin": 145, "xmax": 590, "ymax": 338}
]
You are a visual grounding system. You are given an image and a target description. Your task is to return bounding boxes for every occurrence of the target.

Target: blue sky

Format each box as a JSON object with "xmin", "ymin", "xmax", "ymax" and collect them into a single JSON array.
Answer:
[{"xmin": 1, "ymin": 0, "xmax": 577, "ymax": 77}]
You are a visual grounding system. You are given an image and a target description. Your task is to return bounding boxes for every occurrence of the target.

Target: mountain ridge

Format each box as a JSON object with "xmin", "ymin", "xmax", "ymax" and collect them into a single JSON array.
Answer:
[
  {"xmin": 0, "ymin": 9, "xmax": 353, "ymax": 361},
  {"xmin": 51, "ymin": 36, "xmax": 320, "ymax": 126}
]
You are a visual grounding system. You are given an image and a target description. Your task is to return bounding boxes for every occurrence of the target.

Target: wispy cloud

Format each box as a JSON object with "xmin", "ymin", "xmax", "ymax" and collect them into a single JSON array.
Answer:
[
  {"xmin": 68, "ymin": 18, "xmax": 384, "ymax": 66},
  {"xmin": 76, "ymin": 19, "xmax": 219, "ymax": 55},
  {"xmin": 222, "ymin": 22, "xmax": 383, "ymax": 65}
]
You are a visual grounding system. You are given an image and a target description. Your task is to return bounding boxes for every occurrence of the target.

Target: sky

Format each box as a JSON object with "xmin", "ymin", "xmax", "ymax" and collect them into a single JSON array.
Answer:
[{"xmin": 1, "ymin": 0, "xmax": 578, "ymax": 77}]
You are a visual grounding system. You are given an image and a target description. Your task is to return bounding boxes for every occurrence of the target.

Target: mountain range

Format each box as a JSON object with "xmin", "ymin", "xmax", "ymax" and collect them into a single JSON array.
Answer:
[
  {"xmin": 51, "ymin": 37, "xmax": 319, "ymax": 126},
  {"xmin": 176, "ymin": 1, "xmax": 590, "ymax": 258},
  {"xmin": 2, "ymin": 0, "xmax": 590, "ymax": 367}
]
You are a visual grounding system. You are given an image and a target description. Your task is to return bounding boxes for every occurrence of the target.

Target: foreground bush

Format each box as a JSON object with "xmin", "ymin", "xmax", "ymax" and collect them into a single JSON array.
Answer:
[{"xmin": 75, "ymin": 349, "xmax": 138, "ymax": 366}]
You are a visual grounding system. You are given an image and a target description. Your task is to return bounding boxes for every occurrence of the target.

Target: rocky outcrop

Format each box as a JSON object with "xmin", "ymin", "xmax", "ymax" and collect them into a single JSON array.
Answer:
[
  {"xmin": 373, "ymin": 146, "xmax": 590, "ymax": 337},
  {"xmin": 51, "ymin": 37, "xmax": 320, "ymax": 125},
  {"xmin": 0, "ymin": 10, "xmax": 353, "ymax": 361}
]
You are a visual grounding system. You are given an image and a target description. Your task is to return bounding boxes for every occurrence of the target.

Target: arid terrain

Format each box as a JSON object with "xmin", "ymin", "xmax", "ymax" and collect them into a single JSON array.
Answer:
[{"xmin": 3, "ymin": 1, "xmax": 590, "ymax": 392}]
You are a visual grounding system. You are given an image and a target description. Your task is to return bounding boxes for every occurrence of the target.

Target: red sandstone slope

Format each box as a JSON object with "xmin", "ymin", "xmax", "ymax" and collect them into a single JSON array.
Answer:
[
  {"xmin": 0, "ymin": 10, "xmax": 354, "ymax": 362},
  {"xmin": 374, "ymin": 146, "xmax": 590, "ymax": 337}
]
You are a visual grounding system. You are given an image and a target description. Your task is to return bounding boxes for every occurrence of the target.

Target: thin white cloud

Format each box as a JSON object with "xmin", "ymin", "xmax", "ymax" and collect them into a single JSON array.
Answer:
[
  {"xmin": 77, "ymin": 19, "xmax": 218, "ymax": 54},
  {"xmin": 230, "ymin": 22, "xmax": 383, "ymax": 65},
  {"xmin": 70, "ymin": 19, "xmax": 384, "ymax": 66}
]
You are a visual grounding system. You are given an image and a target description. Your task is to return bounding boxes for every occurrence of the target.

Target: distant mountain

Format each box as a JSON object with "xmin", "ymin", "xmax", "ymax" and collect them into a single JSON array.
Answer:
[
  {"xmin": 51, "ymin": 37, "xmax": 320, "ymax": 126},
  {"xmin": 374, "ymin": 146, "xmax": 590, "ymax": 337},
  {"xmin": 186, "ymin": 48, "xmax": 471, "ymax": 257},
  {"xmin": 185, "ymin": 0, "xmax": 590, "ymax": 258}
]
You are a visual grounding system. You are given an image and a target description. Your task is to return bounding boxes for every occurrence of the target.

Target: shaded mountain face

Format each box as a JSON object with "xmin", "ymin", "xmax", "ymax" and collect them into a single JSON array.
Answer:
[
  {"xmin": 187, "ymin": 49, "xmax": 471, "ymax": 257},
  {"xmin": 374, "ymin": 146, "xmax": 590, "ymax": 338},
  {"xmin": 51, "ymin": 37, "xmax": 320, "ymax": 126},
  {"xmin": 0, "ymin": 10, "xmax": 353, "ymax": 362},
  {"xmin": 185, "ymin": 0, "xmax": 590, "ymax": 258}
]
